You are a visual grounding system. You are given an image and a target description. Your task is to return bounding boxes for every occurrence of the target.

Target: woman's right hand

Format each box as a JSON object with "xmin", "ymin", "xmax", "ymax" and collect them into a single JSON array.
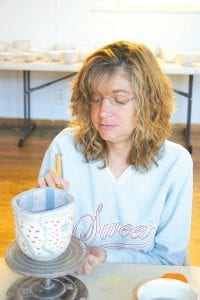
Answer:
[{"xmin": 37, "ymin": 169, "xmax": 70, "ymax": 190}]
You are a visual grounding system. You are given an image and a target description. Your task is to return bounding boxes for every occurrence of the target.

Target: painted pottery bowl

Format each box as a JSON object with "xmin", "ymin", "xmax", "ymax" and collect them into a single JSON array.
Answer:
[{"xmin": 12, "ymin": 187, "xmax": 74, "ymax": 261}]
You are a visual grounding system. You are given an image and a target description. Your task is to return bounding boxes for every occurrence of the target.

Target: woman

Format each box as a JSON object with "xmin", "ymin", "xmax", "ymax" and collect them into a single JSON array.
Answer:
[{"xmin": 38, "ymin": 41, "xmax": 193, "ymax": 274}]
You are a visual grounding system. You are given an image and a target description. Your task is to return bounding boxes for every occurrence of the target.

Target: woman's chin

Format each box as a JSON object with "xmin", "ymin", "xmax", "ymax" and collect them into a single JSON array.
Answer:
[{"xmin": 99, "ymin": 133, "xmax": 118, "ymax": 143}]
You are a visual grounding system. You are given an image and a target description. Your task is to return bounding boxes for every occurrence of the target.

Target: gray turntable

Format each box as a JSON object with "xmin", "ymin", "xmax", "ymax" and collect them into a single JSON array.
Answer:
[{"xmin": 5, "ymin": 236, "xmax": 89, "ymax": 299}]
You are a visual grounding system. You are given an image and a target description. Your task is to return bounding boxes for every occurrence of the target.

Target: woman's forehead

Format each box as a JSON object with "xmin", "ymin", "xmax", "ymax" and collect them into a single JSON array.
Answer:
[{"xmin": 91, "ymin": 71, "xmax": 130, "ymax": 92}]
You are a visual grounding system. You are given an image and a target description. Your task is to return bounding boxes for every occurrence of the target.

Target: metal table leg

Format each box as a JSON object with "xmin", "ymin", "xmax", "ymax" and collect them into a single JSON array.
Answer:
[
  {"xmin": 173, "ymin": 74, "xmax": 193, "ymax": 154},
  {"xmin": 18, "ymin": 71, "xmax": 76, "ymax": 147},
  {"xmin": 18, "ymin": 71, "xmax": 36, "ymax": 147}
]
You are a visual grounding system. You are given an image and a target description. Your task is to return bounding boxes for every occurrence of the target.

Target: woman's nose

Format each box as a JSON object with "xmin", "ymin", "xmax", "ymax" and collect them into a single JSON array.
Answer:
[{"xmin": 99, "ymin": 99, "xmax": 113, "ymax": 117}]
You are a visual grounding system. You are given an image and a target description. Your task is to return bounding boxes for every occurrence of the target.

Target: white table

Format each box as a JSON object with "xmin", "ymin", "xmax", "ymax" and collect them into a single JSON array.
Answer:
[
  {"xmin": 0, "ymin": 257, "xmax": 200, "ymax": 300},
  {"xmin": 1, "ymin": 59, "xmax": 200, "ymax": 151},
  {"xmin": 1, "ymin": 59, "xmax": 200, "ymax": 75}
]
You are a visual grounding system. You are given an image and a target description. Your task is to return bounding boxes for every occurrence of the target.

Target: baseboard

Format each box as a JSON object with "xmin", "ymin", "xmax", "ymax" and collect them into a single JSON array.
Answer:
[
  {"xmin": 171, "ymin": 123, "xmax": 200, "ymax": 133},
  {"xmin": 0, "ymin": 117, "xmax": 199, "ymax": 131},
  {"xmin": 0, "ymin": 118, "xmax": 67, "ymax": 128}
]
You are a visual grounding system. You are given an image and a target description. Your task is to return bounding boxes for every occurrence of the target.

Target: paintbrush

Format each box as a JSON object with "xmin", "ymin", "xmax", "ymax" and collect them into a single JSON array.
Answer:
[{"xmin": 55, "ymin": 153, "xmax": 62, "ymax": 188}]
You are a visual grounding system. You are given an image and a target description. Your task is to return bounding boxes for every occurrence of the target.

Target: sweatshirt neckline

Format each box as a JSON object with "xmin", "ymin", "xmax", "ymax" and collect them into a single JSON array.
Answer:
[{"xmin": 104, "ymin": 166, "xmax": 133, "ymax": 188}]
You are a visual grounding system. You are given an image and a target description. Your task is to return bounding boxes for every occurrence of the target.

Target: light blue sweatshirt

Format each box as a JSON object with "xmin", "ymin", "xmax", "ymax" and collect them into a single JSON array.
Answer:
[{"xmin": 39, "ymin": 128, "xmax": 193, "ymax": 265}]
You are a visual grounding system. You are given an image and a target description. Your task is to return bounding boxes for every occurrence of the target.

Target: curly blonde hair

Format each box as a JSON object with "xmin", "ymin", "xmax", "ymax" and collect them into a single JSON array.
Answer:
[{"xmin": 69, "ymin": 40, "xmax": 174, "ymax": 170}]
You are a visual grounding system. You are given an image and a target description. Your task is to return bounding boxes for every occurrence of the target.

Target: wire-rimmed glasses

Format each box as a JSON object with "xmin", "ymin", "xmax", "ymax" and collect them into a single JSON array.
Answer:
[{"xmin": 90, "ymin": 95, "xmax": 135, "ymax": 107}]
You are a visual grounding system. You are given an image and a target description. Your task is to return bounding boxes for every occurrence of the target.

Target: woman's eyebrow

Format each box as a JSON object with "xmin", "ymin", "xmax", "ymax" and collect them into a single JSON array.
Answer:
[
  {"xmin": 93, "ymin": 89, "xmax": 131, "ymax": 95},
  {"xmin": 112, "ymin": 89, "xmax": 131, "ymax": 94}
]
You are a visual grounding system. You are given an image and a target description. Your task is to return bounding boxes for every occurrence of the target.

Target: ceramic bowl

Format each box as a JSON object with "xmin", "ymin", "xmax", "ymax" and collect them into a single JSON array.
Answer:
[
  {"xmin": 0, "ymin": 41, "xmax": 8, "ymax": 51},
  {"xmin": 160, "ymin": 47, "xmax": 177, "ymax": 63},
  {"xmin": 22, "ymin": 52, "xmax": 38, "ymax": 62},
  {"xmin": 63, "ymin": 49, "xmax": 80, "ymax": 64},
  {"xmin": 12, "ymin": 187, "xmax": 75, "ymax": 261},
  {"xmin": 29, "ymin": 48, "xmax": 46, "ymax": 60},
  {"xmin": 136, "ymin": 278, "xmax": 199, "ymax": 300},
  {"xmin": 13, "ymin": 39, "xmax": 31, "ymax": 51},
  {"xmin": 0, "ymin": 51, "xmax": 16, "ymax": 61},
  {"xmin": 48, "ymin": 50, "xmax": 63, "ymax": 62}
]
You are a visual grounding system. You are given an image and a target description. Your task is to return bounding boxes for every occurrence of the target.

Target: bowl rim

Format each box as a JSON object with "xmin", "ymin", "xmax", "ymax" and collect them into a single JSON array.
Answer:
[
  {"xmin": 137, "ymin": 277, "xmax": 199, "ymax": 300},
  {"xmin": 12, "ymin": 187, "xmax": 75, "ymax": 215}
]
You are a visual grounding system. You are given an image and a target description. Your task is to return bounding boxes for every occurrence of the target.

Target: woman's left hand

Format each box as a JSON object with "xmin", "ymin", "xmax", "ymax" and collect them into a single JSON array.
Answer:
[{"xmin": 80, "ymin": 247, "xmax": 107, "ymax": 274}]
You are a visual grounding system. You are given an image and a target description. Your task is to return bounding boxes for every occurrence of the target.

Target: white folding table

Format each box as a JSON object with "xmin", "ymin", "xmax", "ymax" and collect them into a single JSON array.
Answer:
[{"xmin": 1, "ymin": 59, "xmax": 200, "ymax": 152}]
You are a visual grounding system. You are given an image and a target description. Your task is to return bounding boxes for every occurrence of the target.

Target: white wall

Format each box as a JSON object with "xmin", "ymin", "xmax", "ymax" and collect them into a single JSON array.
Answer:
[{"xmin": 0, "ymin": 0, "xmax": 200, "ymax": 123}]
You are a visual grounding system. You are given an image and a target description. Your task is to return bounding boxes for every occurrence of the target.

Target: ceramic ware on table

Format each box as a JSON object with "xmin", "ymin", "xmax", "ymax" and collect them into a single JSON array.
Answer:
[
  {"xmin": 22, "ymin": 52, "xmax": 39, "ymax": 62},
  {"xmin": 48, "ymin": 50, "xmax": 63, "ymax": 62},
  {"xmin": 13, "ymin": 39, "xmax": 31, "ymax": 51},
  {"xmin": 12, "ymin": 187, "xmax": 75, "ymax": 261},
  {"xmin": 136, "ymin": 278, "xmax": 199, "ymax": 300},
  {"xmin": 0, "ymin": 41, "xmax": 8, "ymax": 51},
  {"xmin": 174, "ymin": 51, "xmax": 200, "ymax": 66},
  {"xmin": 63, "ymin": 49, "xmax": 80, "ymax": 64},
  {"xmin": 160, "ymin": 47, "xmax": 176, "ymax": 63},
  {"xmin": 0, "ymin": 51, "xmax": 16, "ymax": 61},
  {"xmin": 28, "ymin": 48, "xmax": 46, "ymax": 60}
]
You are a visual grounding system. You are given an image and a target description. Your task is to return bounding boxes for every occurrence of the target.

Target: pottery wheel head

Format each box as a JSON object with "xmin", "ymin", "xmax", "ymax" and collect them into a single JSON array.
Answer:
[{"xmin": 5, "ymin": 236, "xmax": 88, "ymax": 278}]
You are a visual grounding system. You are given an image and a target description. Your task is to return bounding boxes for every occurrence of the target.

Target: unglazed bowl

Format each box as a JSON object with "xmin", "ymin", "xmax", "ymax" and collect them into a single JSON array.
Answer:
[
  {"xmin": 174, "ymin": 51, "xmax": 199, "ymax": 66},
  {"xmin": 48, "ymin": 50, "xmax": 63, "ymax": 62},
  {"xmin": 160, "ymin": 47, "xmax": 176, "ymax": 63},
  {"xmin": 22, "ymin": 52, "xmax": 38, "ymax": 62},
  {"xmin": 63, "ymin": 49, "xmax": 80, "ymax": 64},
  {"xmin": 13, "ymin": 39, "xmax": 31, "ymax": 51},
  {"xmin": 0, "ymin": 41, "xmax": 8, "ymax": 51},
  {"xmin": 12, "ymin": 187, "xmax": 74, "ymax": 261},
  {"xmin": 0, "ymin": 51, "xmax": 16, "ymax": 61}
]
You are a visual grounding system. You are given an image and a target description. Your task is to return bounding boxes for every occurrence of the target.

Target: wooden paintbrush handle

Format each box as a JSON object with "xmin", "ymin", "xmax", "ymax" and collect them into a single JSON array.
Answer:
[{"xmin": 55, "ymin": 153, "xmax": 62, "ymax": 188}]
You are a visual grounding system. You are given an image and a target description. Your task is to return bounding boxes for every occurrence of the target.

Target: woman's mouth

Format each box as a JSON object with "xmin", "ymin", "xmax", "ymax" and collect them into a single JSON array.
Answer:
[{"xmin": 99, "ymin": 124, "xmax": 116, "ymax": 130}]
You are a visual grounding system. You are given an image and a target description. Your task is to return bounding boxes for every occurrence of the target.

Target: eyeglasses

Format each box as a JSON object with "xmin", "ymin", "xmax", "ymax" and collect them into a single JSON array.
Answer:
[{"xmin": 90, "ymin": 95, "xmax": 135, "ymax": 107}]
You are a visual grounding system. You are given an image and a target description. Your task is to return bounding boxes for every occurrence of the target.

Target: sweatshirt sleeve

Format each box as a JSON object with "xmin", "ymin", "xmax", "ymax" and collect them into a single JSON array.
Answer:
[
  {"xmin": 105, "ymin": 150, "xmax": 193, "ymax": 265},
  {"xmin": 38, "ymin": 142, "xmax": 59, "ymax": 178},
  {"xmin": 38, "ymin": 128, "xmax": 75, "ymax": 179}
]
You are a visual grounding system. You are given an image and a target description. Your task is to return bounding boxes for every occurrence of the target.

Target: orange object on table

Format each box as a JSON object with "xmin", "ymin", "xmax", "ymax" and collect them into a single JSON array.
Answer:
[{"xmin": 161, "ymin": 272, "xmax": 188, "ymax": 283}]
